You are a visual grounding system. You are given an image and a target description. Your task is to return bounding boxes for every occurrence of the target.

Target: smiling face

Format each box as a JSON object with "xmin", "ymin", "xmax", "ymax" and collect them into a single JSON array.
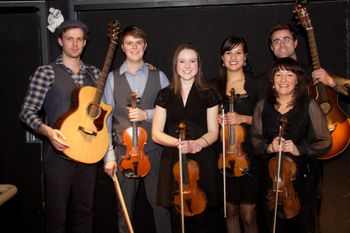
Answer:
[
  {"xmin": 221, "ymin": 43, "xmax": 247, "ymax": 72},
  {"xmin": 176, "ymin": 48, "xmax": 199, "ymax": 81},
  {"xmin": 58, "ymin": 28, "xmax": 86, "ymax": 59},
  {"xmin": 121, "ymin": 35, "xmax": 147, "ymax": 63},
  {"xmin": 270, "ymin": 29, "xmax": 298, "ymax": 60},
  {"xmin": 273, "ymin": 68, "xmax": 298, "ymax": 98}
]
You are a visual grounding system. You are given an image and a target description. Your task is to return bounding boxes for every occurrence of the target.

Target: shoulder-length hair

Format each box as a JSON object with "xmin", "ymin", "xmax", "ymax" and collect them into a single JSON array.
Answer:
[
  {"xmin": 215, "ymin": 35, "xmax": 251, "ymax": 100},
  {"xmin": 169, "ymin": 43, "xmax": 208, "ymax": 96},
  {"xmin": 267, "ymin": 57, "xmax": 308, "ymax": 108}
]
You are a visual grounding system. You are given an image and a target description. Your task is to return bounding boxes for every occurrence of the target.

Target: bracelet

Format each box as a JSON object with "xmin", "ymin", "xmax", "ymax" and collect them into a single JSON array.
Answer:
[{"xmin": 201, "ymin": 137, "xmax": 210, "ymax": 147}]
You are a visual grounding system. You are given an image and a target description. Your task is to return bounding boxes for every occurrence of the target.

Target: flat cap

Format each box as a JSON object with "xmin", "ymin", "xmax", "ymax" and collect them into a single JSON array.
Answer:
[{"xmin": 57, "ymin": 19, "xmax": 89, "ymax": 35}]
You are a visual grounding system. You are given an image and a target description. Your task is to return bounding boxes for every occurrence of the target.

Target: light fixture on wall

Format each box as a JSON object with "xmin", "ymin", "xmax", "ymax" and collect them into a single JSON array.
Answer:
[{"xmin": 47, "ymin": 7, "xmax": 64, "ymax": 33}]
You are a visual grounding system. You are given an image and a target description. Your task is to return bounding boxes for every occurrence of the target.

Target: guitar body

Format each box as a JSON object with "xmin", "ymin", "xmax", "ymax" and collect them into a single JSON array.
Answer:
[
  {"xmin": 55, "ymin": 86, "xmax": 112, "ymax": 163},
  {"xmin": 309, "ymin": 85, "xmax": 350, "ymax": 159}
]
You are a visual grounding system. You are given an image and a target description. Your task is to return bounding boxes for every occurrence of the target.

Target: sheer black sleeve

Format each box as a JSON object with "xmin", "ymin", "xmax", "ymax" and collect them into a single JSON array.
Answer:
[
  {"xmin": 296, "ymin": 99, "xmax": 332, "ymax": 157},
  {"xmin": 251, "ymin": 99, "xmax": 270, "ymax": 158}
]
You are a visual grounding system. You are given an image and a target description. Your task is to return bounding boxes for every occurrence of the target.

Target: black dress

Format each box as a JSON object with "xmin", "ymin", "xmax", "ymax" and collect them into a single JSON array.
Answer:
[
  {"xmin": 156, "ymin": 85, "xmax": 222, "ymax": 208},
  {"xmin": 251, "ymin": 96, "xmax": 331, "ymax": 233},
  {"xmin": 220, "ymin": 73, "xmax": 266, "ymax": 203}
]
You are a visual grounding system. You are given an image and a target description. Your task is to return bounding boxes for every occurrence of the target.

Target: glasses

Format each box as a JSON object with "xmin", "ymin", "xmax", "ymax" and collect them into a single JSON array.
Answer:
[{"xmin": 272, "ymin": 37, "xmax": 294, "ymax": 46}]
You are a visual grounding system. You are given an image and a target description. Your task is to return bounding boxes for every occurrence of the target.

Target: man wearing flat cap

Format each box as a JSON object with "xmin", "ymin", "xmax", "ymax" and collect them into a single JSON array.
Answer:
[{"xmin": 20, "ymin": 19, "xmax": 101, "ymax": 233}]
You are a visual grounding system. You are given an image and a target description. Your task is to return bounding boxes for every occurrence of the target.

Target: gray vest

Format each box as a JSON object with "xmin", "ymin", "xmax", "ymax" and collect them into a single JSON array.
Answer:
[
  {"xmin": 112, "ymin": 69, "xmax": 161, "ymax": 153},
  {"xmin": 44, "ymin": 63, "xmax": 96, "ymax": 126}
]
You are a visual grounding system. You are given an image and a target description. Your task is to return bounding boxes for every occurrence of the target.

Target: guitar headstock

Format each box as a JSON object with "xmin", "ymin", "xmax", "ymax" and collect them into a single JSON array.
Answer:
[
  {"xmin": 294, "ymin": 3, "xmax": 312, "ymax": 30},
  {"xmin": 107, "ymin": 19, "xmax": 120, "ymax": 43}
]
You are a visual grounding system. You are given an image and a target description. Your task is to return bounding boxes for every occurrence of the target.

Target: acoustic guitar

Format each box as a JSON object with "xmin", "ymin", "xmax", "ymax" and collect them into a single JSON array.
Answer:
[
  {"xmin": 54, "ymin": 20, "xmax": 120, "ymax": 164},
  {"xmin": 295, "ymin": 3, "xmax": 350, "ymax": 160}
]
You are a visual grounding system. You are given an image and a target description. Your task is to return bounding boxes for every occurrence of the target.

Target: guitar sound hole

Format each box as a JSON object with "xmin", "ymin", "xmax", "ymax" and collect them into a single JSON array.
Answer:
[{"xmin": 88, "ymin": 103, "xmax": 101, "ymax": 118}]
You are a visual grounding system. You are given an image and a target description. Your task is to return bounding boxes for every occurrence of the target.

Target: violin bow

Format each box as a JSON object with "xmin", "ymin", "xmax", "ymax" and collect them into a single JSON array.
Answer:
[
  {"xmin": 178, "ymin": 124, "xmax": 185, "ymax": 233},
  {"xmin": 272, "ymin": 120, "xmax": 286, "ymax": 233},
  {"xmin": 220, "ymin": 105, "xmax": 227, "ymax": 218},
  {"xmin": 112, "ymin": 173, "xmax": 134, "ymax": 233}
]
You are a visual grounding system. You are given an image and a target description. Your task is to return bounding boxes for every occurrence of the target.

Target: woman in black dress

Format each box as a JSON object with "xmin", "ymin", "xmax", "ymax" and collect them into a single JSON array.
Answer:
[
  {"xmin": 152, "ymin": 44, "xmax": 223, "ymax": 233},
  {"xmin": 214, "ymin": 35, "xmax": 265, "ymax": 233},
  {"xmin": 251, "ymin": 57, "xmax": 331, "ymax": 233}
]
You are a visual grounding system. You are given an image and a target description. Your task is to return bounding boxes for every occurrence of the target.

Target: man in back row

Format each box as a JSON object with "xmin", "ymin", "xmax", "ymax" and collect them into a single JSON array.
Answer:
[{"xmin": 269, "ymin": 22, "xmax": 350, "ymax": 96}]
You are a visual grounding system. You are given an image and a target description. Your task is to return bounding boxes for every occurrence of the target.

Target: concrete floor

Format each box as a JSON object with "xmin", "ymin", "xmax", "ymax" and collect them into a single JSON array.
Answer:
[{"xmin": 319, "ymin": 150, "xmax": 350, "ymax": 233}]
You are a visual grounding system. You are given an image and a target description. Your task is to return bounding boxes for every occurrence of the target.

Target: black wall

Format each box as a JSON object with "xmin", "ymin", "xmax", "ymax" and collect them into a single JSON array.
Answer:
[
  {"xmin": 75, "ymin": 1, "xmax": 348, "ymax": 84},
  {"xmin": 0, "ymin": 7, "xmax": 44, "ymax": 233},
  {"xmin": 0, "ymin": 1, "xmax": 349, "ymax": 233}
]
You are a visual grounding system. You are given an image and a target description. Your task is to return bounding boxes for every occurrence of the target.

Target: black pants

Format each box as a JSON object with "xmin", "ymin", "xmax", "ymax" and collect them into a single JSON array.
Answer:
[
  {"xmin": 115, "ymin": 146, "xmax": 172, "ymax": 233},
  {"xmin": 44, "ymin": 147, "xmax": 97, "ymax": 233}
]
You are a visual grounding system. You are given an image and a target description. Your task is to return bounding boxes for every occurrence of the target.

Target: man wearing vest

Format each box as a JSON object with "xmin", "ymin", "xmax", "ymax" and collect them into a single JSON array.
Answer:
[
  {"xmin": 103, "ymin": 25, "xmax": 172, "ymax": 233},
  {"xmin": 20, "ymin": 20, "xmax": 101, "ymax": 233}
]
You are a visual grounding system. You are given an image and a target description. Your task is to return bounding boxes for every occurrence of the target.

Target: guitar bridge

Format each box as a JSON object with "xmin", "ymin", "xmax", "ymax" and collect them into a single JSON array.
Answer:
[
  {"xmin": 328, "ymin": 123, "xmax": 336, "ymax": 132},
  {"xmin": 78, "ymin": 126, "xmax": 97, "ymax": 136}
]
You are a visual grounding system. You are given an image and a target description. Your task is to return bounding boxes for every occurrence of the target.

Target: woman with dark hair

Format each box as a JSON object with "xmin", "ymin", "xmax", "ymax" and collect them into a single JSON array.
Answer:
[
  {"xmin": 214, "ymin": 35, "xmax": 265, "ymax": 233},
  {"xmin": 251, "ymin": 57, "xmax": 331, "ymax": 233},
  {"xmin": 152, "ymin": 44, "xmax": 224, "ymax": 232}
]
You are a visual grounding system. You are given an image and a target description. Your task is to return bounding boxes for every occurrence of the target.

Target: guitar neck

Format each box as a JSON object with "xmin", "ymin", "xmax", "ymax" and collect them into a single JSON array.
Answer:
[
  {"xmin": 306, "ymin": 28, "xmax": 321, "ymax": 70},
  {"xmin": 305, "ymin": 25, "xmax": 330, "ymax": 101},
  {"xmin": 93, "ymin": 41, "xmax": 117, "ymax": 105}
]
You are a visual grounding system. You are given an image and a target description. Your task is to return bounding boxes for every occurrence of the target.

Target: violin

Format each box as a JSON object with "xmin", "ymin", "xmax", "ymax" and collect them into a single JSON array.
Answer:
[
  {"xmin": 218, "ymin": 88, "xmax": 249, "ymax": 177},
  {"xmin": 119, "ymin": 92, "xmax": 151, "ymax": 178},
  {"xmin": 266, "ymin": 116, "xmax": 300, "ymax": 225},
  {"xmin": 173, "ymin": 122, "xmax": 207, "ymax": 217}
]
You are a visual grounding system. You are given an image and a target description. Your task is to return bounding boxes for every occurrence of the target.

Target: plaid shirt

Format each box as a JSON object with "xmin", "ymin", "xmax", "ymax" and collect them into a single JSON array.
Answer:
[{"xmin": 19, "ymin": 56, "xmax": 100, "ymax": 132}]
